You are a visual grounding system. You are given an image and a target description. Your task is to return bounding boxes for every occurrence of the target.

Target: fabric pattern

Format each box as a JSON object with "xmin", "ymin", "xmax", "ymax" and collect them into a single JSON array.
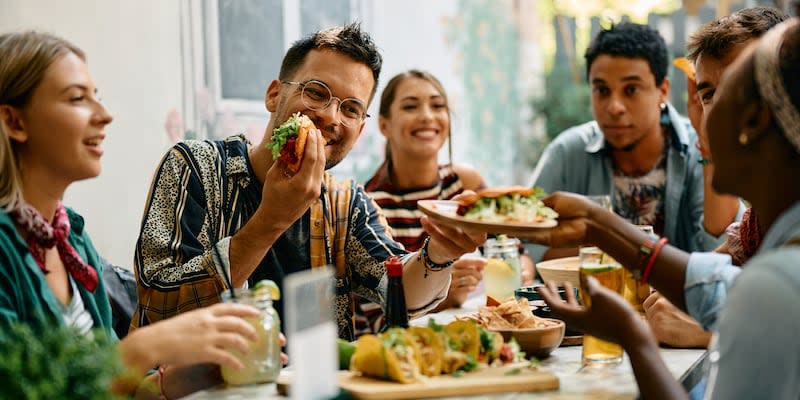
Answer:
[
  {"xmin": 353, "ymin": 161, "xmax": 469, "ymax": 335},
  {"xmin": 612, "ymin": 146, "xmax": 668, "ymax": 235},
  {"xmin": 9, "ymin": 202, "xmax": 99, "ymax": 292},
  {"xmin": 131, "ymin": 134, "xmax": 435, "ymax": 340},
  {"xmin": 0, "ymin": 207, "xmax": 114, "ymax": 339}
]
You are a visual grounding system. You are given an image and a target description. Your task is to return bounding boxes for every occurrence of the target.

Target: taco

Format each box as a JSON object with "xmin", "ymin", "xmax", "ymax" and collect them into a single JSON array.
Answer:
[
  {"xmin": 266, "ymin": 112, "xmax": 315, "ymax": 172},
  {"xmin": 407, "ymin": 326, "xmax": 445, "ymax": 376},
  {"xmin": 457, "ymin": 186, "xmax": 558, "ymax": 223},
  {"xmin": 350, "ymin": 329, "xmax": 421, "ymax": 383}
]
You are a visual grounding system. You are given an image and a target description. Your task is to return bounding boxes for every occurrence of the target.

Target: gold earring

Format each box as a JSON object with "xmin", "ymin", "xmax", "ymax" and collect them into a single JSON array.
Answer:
[{"xmin": 739, "ymin": 133, "xmax": 749, "ymax": 146}]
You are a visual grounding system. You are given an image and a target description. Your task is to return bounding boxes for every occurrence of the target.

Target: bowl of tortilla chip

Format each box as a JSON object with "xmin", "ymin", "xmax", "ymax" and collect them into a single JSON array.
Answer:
[
  {"xmin": 492, "ymin": 320, "xmax": 565, "ymax": 359},
  {"xmin": 474, "ymin": 298, "xmax": 565, "ymax": 358}
]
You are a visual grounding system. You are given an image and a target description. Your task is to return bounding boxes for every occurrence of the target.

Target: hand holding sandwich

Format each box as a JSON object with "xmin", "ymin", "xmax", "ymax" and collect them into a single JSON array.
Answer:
[{"xmin": 228, "ymin": 114, "xmax": 325, "ymax": 287}]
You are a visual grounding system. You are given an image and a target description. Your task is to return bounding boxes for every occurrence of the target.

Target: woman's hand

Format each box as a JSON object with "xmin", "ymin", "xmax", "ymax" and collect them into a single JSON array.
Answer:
[
  {"xmin": 436, "ymin": 257, "xmax": 486, "ymax": 309},
  {"xmin": 536, "ymin": 278, "xmax": 646, "ymax": 347},
  {"xmin": 122, "ymin": 303, "xmax": 262, "ymax": 372}
]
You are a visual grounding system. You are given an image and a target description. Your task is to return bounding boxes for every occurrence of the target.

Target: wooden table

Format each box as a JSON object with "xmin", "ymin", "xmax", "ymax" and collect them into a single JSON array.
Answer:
[{"xmin": 182, "ymin": 295, "xmax": 706, "ymax": 400}]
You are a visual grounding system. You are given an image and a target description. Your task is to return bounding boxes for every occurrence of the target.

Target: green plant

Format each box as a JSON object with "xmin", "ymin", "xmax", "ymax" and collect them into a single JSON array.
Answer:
[
  {"xmin": 527, "ymin": 67, "xmax": 594, "ymax": 167},
  {"xmin": 0, "ymin": 323, "xmax": 124, "ymax": 399}
]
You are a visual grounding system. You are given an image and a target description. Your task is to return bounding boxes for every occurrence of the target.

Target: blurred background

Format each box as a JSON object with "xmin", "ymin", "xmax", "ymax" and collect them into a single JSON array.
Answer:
[{"xmin": 1, "ymin": 0, "xmax": 793, "ymax": 266}]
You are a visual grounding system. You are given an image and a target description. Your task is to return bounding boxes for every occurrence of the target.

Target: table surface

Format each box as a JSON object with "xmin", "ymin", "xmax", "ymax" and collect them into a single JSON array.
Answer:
[{"xmin": 183, "ymin": 295, "xmax": 706, "ymax": 400}]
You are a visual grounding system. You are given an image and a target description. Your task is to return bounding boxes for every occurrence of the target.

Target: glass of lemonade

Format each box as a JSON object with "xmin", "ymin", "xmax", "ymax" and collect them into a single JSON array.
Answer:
[
  {"xmin": 622, "ymin": 225, "xmax": 655, "ymax": 314},
  {"xmin": 483, "ymin": 236, "xmax": 522, "ymax": 301},
  {"xmin": 220, "ymin": 288, "xmax": 282, "ymax": 385},
  {"xmin": 579, "ymin": 246, "xmax": 624, "ymax": 368}
]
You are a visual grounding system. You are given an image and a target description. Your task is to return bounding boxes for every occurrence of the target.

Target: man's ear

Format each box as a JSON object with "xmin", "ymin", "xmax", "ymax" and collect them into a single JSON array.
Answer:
[
  {"xmin": 0, "ymin": 105, "xmax": 27, "ymax": 143},
  {"xmin": 658, "ymin": 78, "xmax": 671, "ymax": 103},
  {"xmin": 264, "ymin": 80, "xmax": 282, "ymax": 113},
  {"xmin": 741, "ymin": 98, "xmax": 773, "ymax": 143}
]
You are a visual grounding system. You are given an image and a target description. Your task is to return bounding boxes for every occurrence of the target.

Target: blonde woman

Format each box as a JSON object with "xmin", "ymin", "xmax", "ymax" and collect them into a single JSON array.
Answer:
[{"xmin": 0, "ymin": 31, "xmax": 270, "ymax": 398}]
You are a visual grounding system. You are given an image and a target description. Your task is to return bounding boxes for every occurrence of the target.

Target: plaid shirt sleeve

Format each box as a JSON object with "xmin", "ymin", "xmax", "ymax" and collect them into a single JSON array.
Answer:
[{"xmin": 130, "ymin": 143, "xmax": 229, "ymax": 330}]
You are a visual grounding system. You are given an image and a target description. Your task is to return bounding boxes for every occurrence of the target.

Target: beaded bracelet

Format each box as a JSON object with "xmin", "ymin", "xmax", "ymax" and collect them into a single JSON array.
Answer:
[
  {"xmin": 640, "ymin": 237, "xmax": 669, "ymax": 283},
  {"xmin": 418, "ymin": 236, "xmax": 455, "ymax": 278}
]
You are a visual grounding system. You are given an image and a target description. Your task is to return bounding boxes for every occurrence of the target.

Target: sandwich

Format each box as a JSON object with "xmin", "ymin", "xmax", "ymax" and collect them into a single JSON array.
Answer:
[
  {"xmin": 266, "ymin": 112, "xmax": 315, "ymax": 172},
  {"xmin": 457, "ymin": 186, "xmax": 558, "ymax": 223},
  {"xmin": 673, "ymin": 57, "xmax": 696, "ymax": 81}
]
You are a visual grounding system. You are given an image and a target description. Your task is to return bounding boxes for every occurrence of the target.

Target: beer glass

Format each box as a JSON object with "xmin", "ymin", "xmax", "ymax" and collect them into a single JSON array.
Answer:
[
  {"xmin": 623, "ymin": 225, "xmax": 655, "ymax": 314},
  {"xmin": 579, "ymin": 246, "xmax": 624, "ymax": 367}
]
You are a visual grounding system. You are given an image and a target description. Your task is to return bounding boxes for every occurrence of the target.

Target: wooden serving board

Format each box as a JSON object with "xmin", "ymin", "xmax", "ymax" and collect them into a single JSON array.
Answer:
[{"xmin": 277, "ymin": 363, "xmax": 559, "ymax": 399}]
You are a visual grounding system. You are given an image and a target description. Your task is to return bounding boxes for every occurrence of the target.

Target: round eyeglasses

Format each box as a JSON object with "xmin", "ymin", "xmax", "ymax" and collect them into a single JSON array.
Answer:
[{"xmin": 281, "ymin": 80, "xmax": 370, "ymax": 127}]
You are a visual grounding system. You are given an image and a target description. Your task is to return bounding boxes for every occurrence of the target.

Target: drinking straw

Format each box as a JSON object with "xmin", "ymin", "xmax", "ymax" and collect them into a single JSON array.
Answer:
[{"xmin": 212, "ymin": 243, "xmax": 237, "ymax": 299}]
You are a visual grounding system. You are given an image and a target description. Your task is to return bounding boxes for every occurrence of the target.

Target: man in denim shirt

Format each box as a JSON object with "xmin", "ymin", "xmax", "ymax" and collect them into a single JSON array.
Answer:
[{"xmin": 528, "ymin": 23, "xmax": 741, "ymax": 262}]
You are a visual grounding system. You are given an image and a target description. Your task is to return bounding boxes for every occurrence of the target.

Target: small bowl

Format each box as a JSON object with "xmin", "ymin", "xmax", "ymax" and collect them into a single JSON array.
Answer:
[
  {"xmin": 536, "ymin": 256, "xmax": 580, "ymax": 286},
  {"xmin": 491, "ymin": 319, "xmax": 565, "ymax": 358}
]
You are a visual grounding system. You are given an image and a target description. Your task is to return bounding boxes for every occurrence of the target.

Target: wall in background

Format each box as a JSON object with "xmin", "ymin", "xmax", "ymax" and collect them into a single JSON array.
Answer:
[
  {"xmin": 1, "ymin": 0, "xmax": 183, "ymax": 267},
  {"xmin": 1, "ymin": 0, "xmax": 543, "ymax": 266}
]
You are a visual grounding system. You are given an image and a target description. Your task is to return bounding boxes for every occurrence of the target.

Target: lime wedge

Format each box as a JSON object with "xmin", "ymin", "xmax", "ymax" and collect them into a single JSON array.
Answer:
[
  {"xmin": 252, "ymin": 279, "xmax": 281, "ymax": 300},
  {"xmin": 337, "ymin": 338, "xmax": 356, "ymax": 370},
  {"xmin": 580, "ymin": 264, "xmax": 619, "ymax": 275}
]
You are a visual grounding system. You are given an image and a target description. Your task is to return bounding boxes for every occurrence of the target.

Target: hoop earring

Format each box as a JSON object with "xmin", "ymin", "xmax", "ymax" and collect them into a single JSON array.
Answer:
[{"xmin": 739, "ymin": 133, "xmax": 749, "ymax": 146}]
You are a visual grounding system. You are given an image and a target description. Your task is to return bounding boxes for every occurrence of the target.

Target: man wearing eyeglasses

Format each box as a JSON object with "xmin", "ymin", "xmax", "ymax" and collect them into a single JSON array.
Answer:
[{"xmin": 131, "ymin": 23, "xmax": 486, "ymax": 344}]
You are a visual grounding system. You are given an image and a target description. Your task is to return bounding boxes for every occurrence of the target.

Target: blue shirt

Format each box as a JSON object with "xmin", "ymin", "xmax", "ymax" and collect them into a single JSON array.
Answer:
[
  {"xmin": 701, "ymin": 202, "xmax": 800, "ymax": 399},
  {"xmin": 528, "ymin": 104, "xmax": 737, "ymax": 260}
]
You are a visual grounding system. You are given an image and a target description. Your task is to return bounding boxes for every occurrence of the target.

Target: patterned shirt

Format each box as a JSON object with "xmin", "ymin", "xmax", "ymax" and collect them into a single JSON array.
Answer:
[
  {"xmin": 131, "ymin": 135, "xmax": 444, "ymax": 340},
  {"xmin": 612, "ymin": 141, "xmax": 668, "ymax": 236}
]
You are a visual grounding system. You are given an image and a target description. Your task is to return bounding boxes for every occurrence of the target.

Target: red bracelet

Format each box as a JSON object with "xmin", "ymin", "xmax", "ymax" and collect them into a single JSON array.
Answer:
[
  {"xmin": 640, "ymin": 238, "xmax": 668, "ymax": 283},
  {"xmin": 157, "ymin": 365, "xmax": 169, "ymax": 400}
]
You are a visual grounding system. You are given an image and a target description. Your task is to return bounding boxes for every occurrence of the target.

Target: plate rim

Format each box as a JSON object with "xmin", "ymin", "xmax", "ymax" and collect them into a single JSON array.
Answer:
[{"xmin": 417, "ymin": 199, "xmax": 558, "ymax": 234}]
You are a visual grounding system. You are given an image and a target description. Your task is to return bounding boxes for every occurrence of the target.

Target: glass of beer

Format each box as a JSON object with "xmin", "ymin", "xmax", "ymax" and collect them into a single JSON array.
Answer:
[
  {"xmin": 579, "ymin": 246, "xmax": 624, "ymax": 368},
  {"xmin": 623, "ymin": 225, "xmax": 655, "ymax": 314}
]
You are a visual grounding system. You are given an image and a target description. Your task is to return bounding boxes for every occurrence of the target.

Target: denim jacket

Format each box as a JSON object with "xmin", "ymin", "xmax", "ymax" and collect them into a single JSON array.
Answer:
[{"xmin": 527, "ymin": 104, "xmax": 739, "ymax": 260}]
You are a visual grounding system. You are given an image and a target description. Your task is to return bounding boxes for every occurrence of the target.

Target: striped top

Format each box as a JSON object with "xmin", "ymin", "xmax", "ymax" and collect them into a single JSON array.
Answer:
[
  {"xmin": 353, "ymin": 161, "xmax": 467, "ymax": 336},
  {"xmin": 60, "ymin": 277, "xmax": 95, "ymax": 338},
  {"xmin": 364, "ymin": 161, "xmax": 465, "ymax": 252}
]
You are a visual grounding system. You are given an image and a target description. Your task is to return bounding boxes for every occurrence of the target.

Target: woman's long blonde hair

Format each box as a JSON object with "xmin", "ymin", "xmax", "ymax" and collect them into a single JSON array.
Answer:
[{"xmin": 0, "ymin": 31, "xmax": 84, "ymax": 211}]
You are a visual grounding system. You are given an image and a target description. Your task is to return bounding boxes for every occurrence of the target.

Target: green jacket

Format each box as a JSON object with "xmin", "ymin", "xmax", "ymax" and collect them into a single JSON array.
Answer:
[{"xmin": 0, "ymin": 207, "xmax": 115, "ymax": 339}]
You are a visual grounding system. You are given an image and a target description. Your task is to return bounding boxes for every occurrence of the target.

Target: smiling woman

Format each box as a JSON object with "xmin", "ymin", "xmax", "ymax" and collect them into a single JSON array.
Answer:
[
  {"xmin": 351, "ymin": 70, "xmax": 524, "ymax": 334},
  {"xmin": 0, "ymin": 31, "xmax": 271, "ymax": 399}
]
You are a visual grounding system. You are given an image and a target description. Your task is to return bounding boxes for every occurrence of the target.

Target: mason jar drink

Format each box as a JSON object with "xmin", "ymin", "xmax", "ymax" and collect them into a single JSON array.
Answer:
[
  {"xmin": 220, "ymin": 289, "xmax": 282, "ymax": 385},
  {"xmin": 579, "ymin": 246, "xmax": 624, "ymax": 367},
  {"xmin": 623, "ymin": 225, "xmax": 656, "ymax": 314},
  {"xmin": 483, "ymin": 236, "xmax": 522, "ymax": 301}
]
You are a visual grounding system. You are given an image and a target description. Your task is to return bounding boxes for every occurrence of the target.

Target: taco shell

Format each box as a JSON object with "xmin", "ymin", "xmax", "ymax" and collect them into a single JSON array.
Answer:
[
  {"xmin": 407, "ymin": 326, "xmax": 445, "ymax": 376},
  {"xmin": 350, "ymin": 330, "xmax": 421, "ymax": 384}
]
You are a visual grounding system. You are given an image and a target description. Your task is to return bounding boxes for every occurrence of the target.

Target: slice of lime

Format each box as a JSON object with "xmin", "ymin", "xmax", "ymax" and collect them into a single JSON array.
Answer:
[
  {"xmin": 580, "ymin": 264, "xmax": 619, "ymax": 275},
  {"xmin": 252, "ymin": 279, "xmax": 281, "ymax": 300},
  {"xmin": 337, "ymin": 338, "xmax": 356, "ymax": 370}
]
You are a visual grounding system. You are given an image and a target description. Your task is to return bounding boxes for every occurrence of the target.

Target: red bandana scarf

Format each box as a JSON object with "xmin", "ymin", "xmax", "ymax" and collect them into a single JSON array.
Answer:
[{"xmin": 10, "ymin": 202, "xmax": 98, "ymax": 292}]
